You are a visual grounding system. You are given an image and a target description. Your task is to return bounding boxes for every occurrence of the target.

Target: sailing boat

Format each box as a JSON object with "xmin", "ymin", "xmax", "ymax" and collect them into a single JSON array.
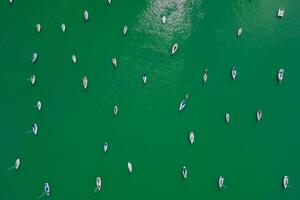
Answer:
[
  {"xmin": 72, "ymin": 54, "xmax": 77, "ymax": 64},
  {"xmin": 127, "ymin": 162, "xmax": 133, "ymax": 173},
  {"xmin": 113, "ymin": 105, "xmax": 118, "ymax": 115},
  {"xmin": 142, "ymin": 74, "xmax": 147, "ymax": 84},
  {"xmin": 256, "ymin": 110, "xmax": 263, "ymax": 122},
  {"xmin": 189, "ymin": 131, "xmax": 195, "ymax": 144},
  {"xmin": 8, "ymin": 158, "xmax": 21, "ymax": 170},
  {"xmin": 84, "ymin": 10, "xmax": 89, "ymax": 21},
  {"xmin": 182, "ymin": 166, "xmax": 187, "ymax": 179},
  {"xmin": 218, "ymin": 176, "xmax": 224, "ymax": 189},
  {"xmin": 32, "ymin": 123, "xmax": 38, "ymax": 135},
  {"xmin": 171, "ymin": 43, "xmax": 178, "ymax": 55},
  {"xmin": 237, "ymin": 28, "xmax": 243, "ymax": 37},
  {"xmin": 44, "ymin": 183, "xmax": 50, "ymax": 196},
  {"xmin": 277, "ymin": 68, "xmax": 284, "ymax": 82},
  {"xmin": 231, "ymin": 67, "xmax": 237, "ymax": 80},
  {"xmin": 225, "ymin": 113, "xmax": 230, "ymax": 123},
  {"xmin": 82, "ymin": 76, "xmax": 88, "ymax": 90},
  {"xmin": 162, "ymin": 16, "xmax": 166, "ymax": 24},
  {"xmin": 123, "ymin": 25, "xmax": 128, "ymax": 35},
  {"xmin": 283, "ymin": 176, "xmax": 289, "ymax": 189},
  {"xmin": 203, "ymin": 69, "xmax": 208, "ymax": 83},
  {"xmin": 28, "ymin": 75, "xmax": 36, "ymax": 86},
  {"xmin": 32, "ymin": 53, "xmax": 38, "ymax": 63},
  {"xmin": 61, "ymin": 23, "xmax": 66, "ymax": 33},
  {"xmin": 103, "ymin": 142, "xmax": 109, "ymax": 153},
  {"xmin": 34, "ymin": 100, "xmax": 42, "ymax": 111},
  {"xmin": 36, "ymin": 24, "xmax": 41, "ymax": 33},
  {"xmin": 179, "ymin": 99, "xmax": 186, "ymax": 111},
  {"xmin": 112, "ymin": 58, "xmax": 117, "ymax": 68},
  {"xmin": 278, "ymin": 8, "xmax": 284, "ymax": 17},
  {"xmin": 108, "ymin": 0, "xmax": 111, "ymax": 5}
]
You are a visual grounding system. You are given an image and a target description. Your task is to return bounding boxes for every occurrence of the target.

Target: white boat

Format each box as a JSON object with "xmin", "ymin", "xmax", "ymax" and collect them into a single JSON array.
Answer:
[
  {"xmin": 179, "ymin": 99, "xmax": 186, "ymax": 111},
  {"xmin": 128, "ymin": 162, "xmax": 133, "ymax": 173},
  {"xmin": 32, "ymin": 53, "xmax": 38, "ymax": 63},
  {"xmin": 218, "ymin": 176, "xmax": 224, "ymax": 189},
  {"xmin": 256, "ymin": 110, "xmax": 263, "ymax": 122},
  {"xmin": 36, "ymin": 100, "xmax": 42, "ymax": 111},
  {"xmin": 108, "ymin": 0, "xmax": 111, "ymax": 5},
  {"xmin": 32, "ymin": 123, "xmax": 38, "ymax": 135},
  {"xmin": 15, "ymin": 158, "xmax": 21, "ymax": 170},
  {"xmin": 103, "ymin": 142, "xmax": 108, "ymax": 153},
  {"xmin": 237, "ymin": 28, "xmax": 243, "ymax": 37},
  {"xmin": 61, "ymin": 23, "xmax": 66, "ymax": 33},
  {"xmin": 84, "ymin": 10, "xmax": 89, "ymax": 21},
  {"xmin": 9, "ymin": 0, "xmax": 13, "ymax": 4},
  {"xmin": 123, "ymin": 25, "xmax": 128, "ymax": 35},
  {"xmin": 44, "ymin": 183, "xmax": 50, "ymax": 196},
  {"xmin": 142, "ymin": 74, "xmax": 147, "ymax": 84},
  {"xmin": 283, "ymin": 176, "xmax": 288, "ymax": 189},
  {"xmin": 203, "ymin": 69, "xmax": 208, "ymax": 83},
  {"xmin": 189, "ymin": 131, "xmax": 194, "ymax": 144},
  {"xmin": 278, "ymin": 8, "xmax": 284, "ymax": 17},
  {"xmin": 36, "ymin": 24, "xmax": 41, "ymax": 33},
  {"xmin": 277, "ymin": 68, "xmax": 284, "ymax": 82},
  {"xmin": 171, "ymin": 43, "xmax": 178, "ymax": 55},
  {"xmin": 113, "ymin": 105, "xmax": 118, "ymax": 115},
  {"xmin": 162, "ymin": 16, "xmax": 166, "ymax": 24},
  {"xmin": 112, "ymin": 57, "xmax": 117, "ymax": 68},
  {"xmin": 29, "ymin": 74, "xmax": 36, "ymax": 86},
  {"xmin": 72, "ymin": 54, "xmax": 77, "ymax": 64},
  {"xmin": 225, "ymin": 113, "xmax": 230, "ymax": 123},
  {"xmin": 82, "ymin": 76, "xmax": 88, "ymax": 90},
  {"xmin": 231, "ymin": 67, "xmax": 237, "ymax": 80},
  {"xmin": 182, "ymin": 166, "xmax": 187, "ymax": 179},
  {"xmin": 185, "ymin": 93, "xmax": 189, "ymax": 99},
  {"xmin": 96, "ymin": 177, "xmax": 102, "ymax": 191}
]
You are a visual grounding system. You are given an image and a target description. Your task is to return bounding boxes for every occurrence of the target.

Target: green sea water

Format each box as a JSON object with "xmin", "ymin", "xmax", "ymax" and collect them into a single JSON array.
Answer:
[{"xmin": 1, "ymin": 0, "xmax": 300, "ymax": 199}]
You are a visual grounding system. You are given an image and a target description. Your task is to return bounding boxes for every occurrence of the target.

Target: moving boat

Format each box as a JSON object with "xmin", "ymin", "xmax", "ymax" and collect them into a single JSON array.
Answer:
[
  {"xmin": 283, "ymin": 176, "xmax": 288, "ymax": 189},
  {"xmin": 15, "ymin": 158, "xmax": 20, "ymax": 170},
  {"xmin": 218, "ymin": 176, "xmax": 224, "ymax": 189},
  {"xmin": 113, "ymin": 105, "xmax": 118, "ymax": 115},
  {"xmin": 96, "ymin": 177, "xmax": 102, "ymax": 191},
  {"xmin": 237, "ymin": 28, "xmax": 243, "ymax": 37},
  {"xmin": 278, "ymin": 8, "xmax": 284, "ymax": 17},
  {"xmin": 32, "ymin": 53, "xmax": 38, "ymax": 63},
  {"xmin": 108, "ymin": 0, "xmax": 111, "ymax": 5},
  {"xmin": 36, "ymin": 100, "xmax": 42, "ymax": 111},
  {"xmin": 72, "ymin": 54, "xmax": 77, "ymax": 64},
  {"xmin": 84, "ymin": 10, "xmax": 89, "ymax": 21},
  {"xmin": 189, "ymin": 131, "xmax": 194, "ymax": 144},
  {"xmin": 112, "ymin": 58, "xmax": 117, "ymax": 68},
  {"xmin": 36, "ymin": 24, "xmax": 41, "ymax": 33},
  {"xmin": 29, "ymin": 74, "xmax": 36, "ymax": 86},
  {"xmin": 32, "ymin": 123, "xmax": 38, "ymax": 135},
  {"xmin": 128, "ymin": 162, "xmax": 133, "ymax": 173},
  {"xmin": 256, "ymin": 110, "xmax": 263, "ymax": 122},
  {"xmin": 179, "ymin": 99, "xmax": 186, "ymax": 111},
  {"xmin": 225, "ymin": 113, "xmax": 230, "ymax": 123},
  {"xmin": 171, "ymin": 43, "xmax": 178, "ymax": 55},
  {"xmin": 203, "ymin": 69, "xmax": 208, "ymax": 83},
  {"xmin": 231, "ymin": 67, "xmax": 237, "ymax": 80},
  {"xmin": 123, "ymin": 25, "xmax": 128, "ymax": 35},
  {"xmin": 142, "ymin": 74, "xmax": 147, "ymax": 84},
  {"xmin": 103, "ymin": 142, "xmax": 108, "ymax": 153},
  {"xmin": 82, "ymin": 76, "xmax": 88, "ymax": 90},
  {"xmin": 277, "ymin": 68, "xmax": 284, "ymax": 82},
  {"xmin": 182, "ymin": 166, "xmax": 187, "ymax": 179},
  {"xmin": 44, "ymin": 183, "xmax": 50, "ymax": 196},
  {"xmin": 61, "ymin": 23, "xmax": 66, "ymax": 33},
  {"xmin": 162, "ymin": 16, "xmax": 166, "ymax": 24}
]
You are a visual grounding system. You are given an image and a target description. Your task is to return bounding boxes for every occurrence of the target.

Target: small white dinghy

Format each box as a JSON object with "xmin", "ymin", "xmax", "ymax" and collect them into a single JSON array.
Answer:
[
  {"xmin": 278, "ymin": 8, "xmax": 284, "ymax": 17},
  {"xmin": 32, "ymin": 123, "xmax": 38, "ymax": 135},
  {"xmin": 9, "ymin": 0, "xmax": 13, "ymax": 5},
  {"xmin": 182, "ymin": 166, "xmax": 188, "ymax": 179},
  {"xmin": 9, "ymin": 158, "xmax": 21, "ymax": 170},
  {"xmin": 142, "ymin": 74, "xmax": 147, "ymax": 84},
  {"xmin": 189, "ymin": 131, "xmax": 195, "ymax": 144},
  {"xmin": 256, "ymin": 110, "xmax": 263, "ymax": 122},
  {"xmin": 61, "ymin": 23, "xmax": 66, "ymax": 33},
  {"xmin": 103, "ymin": 142, "xmax": 109, "ymax": 153},
  {"xmin": 283, "ymin": 176, "xmax": 289, "ymax": 189},
  {"xmin": 123, "ymin": 25, "xmax": 128, "ymax": 35},
  {"xmin": 162, "ymin": 16, "xmax": 166, "ymax": 24},
  {"xmin": 28, "ymin": 74, "xmax": 36, "ymax": 86},
  {"xmin": 32, "ymin": 53, "xmax": 38, "ymax": 63},
  {"xmin": 96, "ymin": 177, "xmax": 102, "ymax": 191},
  {"xmin": 225, "ymin": 113, "xmax": 230, "ymax": 123},
  {"xmin": 112, "ymin": 57, "xmax": 117, "ymax": 68},
  {"xmin": 218, "ymin": 176, "xmax": 224, "ymax": 189},
  {"xmin": 108, "ymin": 0, "xmax": 111, "ymax": 5},
  {"xmin": 34, "ymin": 100, "xmax": 42, "ymax": 111},
  {"xmin": 36, "ymin": 24, "xmax": 41, "ymax": 33},
  {"xmin": 179, "ymin": 99, "xmax": 186, "ymax": 111},
  {"xmin": 84, "ymin": 10, "xmax": 89, "ymax": 21},
  {"xmin": 277, "ymin": 68, "xmax": 284, "ymax": 82},
  {"xmin": 203, "ymin": 69, "xmax": 208, "ymax": 83},
  {"xmin": 171, "ymin": 43, "xmax": 178, "ymax": 55},
  {"xmin": 113, "ymin": 105, "xmax": 118, "ymax": 115},
  {"xmin": 231, "ymin": 67, "xmax": 237, "ymax": 80},
  {"xmin": 237, "ymin": 27, "xmax": 243, "ymax": 37},
  {"xmin": 72, "ymin": 54, "xmax": 77, "ymax": 64},
  {"xmin": 44, "ymin": 182, "xmax": 50, "ymax": 196},
  {"xmin": 127, "ymin": 162, "xmax": 133, "ymax": 173},
  {"xmin": 82, "ymin": 76, "xmax": 88, "ymax": 90}
]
